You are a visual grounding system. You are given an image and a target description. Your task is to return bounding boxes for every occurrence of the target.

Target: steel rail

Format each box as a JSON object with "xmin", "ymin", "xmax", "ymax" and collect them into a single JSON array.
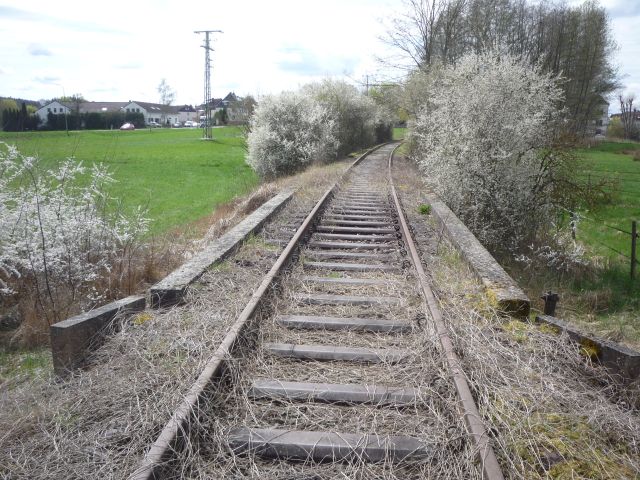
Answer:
[
  {"xmin": 387, "ymin": 144, "xmax": 505, "ymax": 480},
  {"xmin": 129, "ymin": 143, "xmax": 387, "ymax": 480}
]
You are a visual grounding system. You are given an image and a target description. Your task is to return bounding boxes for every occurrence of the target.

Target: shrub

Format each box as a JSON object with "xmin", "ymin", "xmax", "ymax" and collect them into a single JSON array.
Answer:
[
  {"xmin": 246, "ymin": 92, "xmax": 338, "ymax": 178},
  {"xmin": 417, "ymin": 204, "xmax": 431, "ymax": 215},
  {"xmin": 411, "ymin": 50, "xmax": 565, "ymax": 252},
  {"xmin": 0, "ymin": 142, "xmax": 149, "ymax": 344},
  {"xmin": 303, "ymin": 79, "xmax": 392, "ymax": 155},
  {"xmin": 606, "ymin": 116, "xmax": 624, "ymax": 139}
]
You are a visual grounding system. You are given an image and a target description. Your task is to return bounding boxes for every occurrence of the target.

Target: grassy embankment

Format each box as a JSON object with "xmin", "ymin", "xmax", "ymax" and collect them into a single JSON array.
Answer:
[
  {"xmin": 393, "ymin": 127, "xmax": 406, "ymax": 141},
  {"xmin": 0, "ymin": 127, "xmax": 259, "ymax": 235},
  {"xmin": 0, "ymin": 127, "xmax": 258, "ymax": 380},
  {"xmin": 523, "ymin": 141, "xmax": 640, "ymax": 346}
]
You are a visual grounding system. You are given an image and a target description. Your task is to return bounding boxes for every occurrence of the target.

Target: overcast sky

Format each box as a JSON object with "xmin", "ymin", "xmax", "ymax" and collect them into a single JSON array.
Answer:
[{"xmin": 0, "ymin": 0, "xmax": 638, "ymax": 110}]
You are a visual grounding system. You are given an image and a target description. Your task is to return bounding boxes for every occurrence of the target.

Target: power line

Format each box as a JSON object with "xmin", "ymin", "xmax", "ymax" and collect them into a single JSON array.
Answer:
[{"xmin": 194, "ymin": 29, "xmax": 222, "ymax": 141}]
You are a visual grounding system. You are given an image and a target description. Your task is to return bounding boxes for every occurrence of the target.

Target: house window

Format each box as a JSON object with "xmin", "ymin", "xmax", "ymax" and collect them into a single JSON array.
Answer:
[
  {"xmin": 596, "ymin": 119, "xmax": 603, "ymax": 126},
  {"xmin": 136, "ymin": 108, "xmax": 140, "ymax": 113},
  {"xmin": 47, "ymin": 108, "xmax": 51, "ymax": 113}
]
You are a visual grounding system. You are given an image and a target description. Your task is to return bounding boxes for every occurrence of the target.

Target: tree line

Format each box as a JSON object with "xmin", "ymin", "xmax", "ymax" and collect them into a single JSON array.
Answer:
[{"xmin": 384, "ymin": 0, "xmax": 618, "ymax": 136}]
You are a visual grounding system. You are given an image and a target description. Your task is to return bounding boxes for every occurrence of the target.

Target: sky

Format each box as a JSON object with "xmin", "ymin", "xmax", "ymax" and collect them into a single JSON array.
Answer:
[{"xmin": 0, "ymin": 0, "xmax": 638, "ymax": 110}]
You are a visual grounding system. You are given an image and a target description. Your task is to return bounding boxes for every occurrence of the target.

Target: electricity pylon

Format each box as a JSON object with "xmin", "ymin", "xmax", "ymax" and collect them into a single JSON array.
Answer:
[{"xmin": 194, "ymin": 29, "xmax": 222, "ymax": 140}]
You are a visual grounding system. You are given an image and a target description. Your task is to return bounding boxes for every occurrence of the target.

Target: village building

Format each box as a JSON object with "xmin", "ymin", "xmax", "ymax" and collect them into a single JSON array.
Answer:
[
  {"xmin": 31, "ymin": 92, "xmax": 243, "ymax": 129},
  {"xmin": 587, "ymin": 98, "xmax": 610, "ymax": 136}
]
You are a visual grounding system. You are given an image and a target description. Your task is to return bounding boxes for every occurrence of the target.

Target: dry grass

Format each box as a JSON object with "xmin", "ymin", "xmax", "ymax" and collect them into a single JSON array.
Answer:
[
  {"xmin": 152, "ymin": 147, "xmax": 480, "ymax": 479},
  {"xmin": 4, "ymin": 149, "xmax": 638, "ymax": 480},
  {"xmin": 394, "ymin": 153, "xmax": 640, "ymax": 479},
  {"xmin": 0, "ymin": 156, "xmax": 352, "ymax": 479}
]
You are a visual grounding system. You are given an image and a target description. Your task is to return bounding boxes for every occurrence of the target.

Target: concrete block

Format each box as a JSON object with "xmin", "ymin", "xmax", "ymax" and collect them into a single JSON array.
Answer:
[
  {"xmin": 536, "ymin": 315, "xmax": 640, "ymax": 379},
  {"xmin": 305, "ymin": 250, "xmax": 393, "ymax": 261},
  {"xmin": 50, "ymin": 295, "xmax": 145, "ymax": 375},
  {"xmin": 264, "ymin": 343, "xmax": 409, "ymax": 363},
  {"xmin": 249, "ymin": 379, "xmax": 419, "ymax": 405},
  {"xmin": 321, "ymin": 219, "xmax": 392, "ymax": 227},
  {"xmin": 323, "ymin": 215, "xmax": 390, "ymax": 222},
  {"xmin": 308, "ymin": 241, "xmax": 394, "ymax": 250},
  {"xmin": 304, "ymin": 261, "xmax": 398, "ymax": 272},
  {"xmin": 150, "ymin": 189, "xmax": 294, "ymax": 308},
  {"xmin": 316, "ymin": 225, "xmax": 395, "ymax": 234},
  {"xmin": 314, "ymin": 233, "xmax": 397, "ymax": 242},
  {"xmin": 423, "ymin": 192, "xmax": 530, "ymax": 317},
  {"xmin": 301, "ymin": 276, "xmax": 390, "ymax": 286},
  {"xmin": 294, "ymin": 293, "xmax": 403, "ymax": 306},
  {"xmin": 228, "ymin": 427, "xmax": 430, "ymax": 463},
  {"xmin": 278, "ymin": 315, "xmax": 412, "ymax": 333}
]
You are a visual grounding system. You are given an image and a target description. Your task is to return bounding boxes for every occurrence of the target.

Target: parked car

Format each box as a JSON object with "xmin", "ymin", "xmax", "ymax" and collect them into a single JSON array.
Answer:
[
  {"xmin": 148, "ymin": 121, "xmax": 161, "ymax": 128},
  {"xmin": 120, "ymin": 122, "xmax": 135, "ymax": 130},
  {"xmin": 172, "ymin": 122, "xmax": 182, "ymax": 128},
  {"xmin": 184, "ymin": 121, "xmax": 197, "ymax": 127}
]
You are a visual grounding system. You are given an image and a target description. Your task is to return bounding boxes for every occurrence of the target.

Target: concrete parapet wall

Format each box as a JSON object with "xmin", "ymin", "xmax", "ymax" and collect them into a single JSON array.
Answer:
[
  {"xmin": 424, "ymin": 192, "xmax": 530, "ymax": 317},
  {"xmin": 536, "ymin": 314, "xmax": 640, "ymax": 380},
  {"xmin": 150, "ymin": 189, "xmax": 294, "ymax": 308},
  {"xmin": 50, "ymin": 295, "xmax": 146, "ymax": 375}
]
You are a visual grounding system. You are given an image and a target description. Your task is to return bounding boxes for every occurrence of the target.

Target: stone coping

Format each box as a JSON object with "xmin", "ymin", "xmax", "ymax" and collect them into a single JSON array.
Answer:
[
  {"xmin": 536, "ymin": 314, "xmax": 640, "ymax": 380},
  {"xmin": 150, "ymin": 189, "xmax": 294, "ymax": 308},
  {"xmin": 423, "ymin": 192, "xmax": 530, "ymax": 317},
  {"xmin": 50, "ymin": 295, "xmax": 146, "ymax": 376}
]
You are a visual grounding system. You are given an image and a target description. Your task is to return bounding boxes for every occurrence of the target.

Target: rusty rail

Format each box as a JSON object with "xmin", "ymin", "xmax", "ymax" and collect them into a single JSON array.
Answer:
[
  {"xmin": 388, "ymin": 144, "xmax": 505, "ymax": 480},
  {"xmin": 129, "ymin": 143, "xmax": 387, "ymax": 479}
]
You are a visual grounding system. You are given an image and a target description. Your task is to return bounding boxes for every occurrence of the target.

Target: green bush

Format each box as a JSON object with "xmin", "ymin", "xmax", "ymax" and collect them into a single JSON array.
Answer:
[{"xmin": 418, "ymin": 203, "xmax": 431, "ymax": 215}]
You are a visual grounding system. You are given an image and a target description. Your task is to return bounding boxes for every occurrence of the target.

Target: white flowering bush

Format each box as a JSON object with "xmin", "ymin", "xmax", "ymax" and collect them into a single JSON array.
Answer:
[
  {"xmin": 246, "ymin": 92, "xmax": 338, "ymax": 178},
  {"xmin": 246, "ymin": 82, "xmax": 393, "ymax": 178},
  {"xmin": 0, "ymin": 142, "xmax": 149, "ymax": 341},
  {"xmin": 411, "ymin": 51, "xmax": 564, "ymax": 252},
  {"xmin": 303, "ymin": 79, "xmax": 393, "ymax": 155}
]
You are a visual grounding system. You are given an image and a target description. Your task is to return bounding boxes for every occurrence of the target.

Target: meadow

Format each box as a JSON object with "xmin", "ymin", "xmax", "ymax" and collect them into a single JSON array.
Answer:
[
  {"xmin": 0, "ymin": 127, "xmax": 258, "ymax": 235},
  {"xmin": 554, "ymin": 141, "xmax": 640, "ymax": 345},
  {"xmin": 575, "ymin": 141, "xmax": 640, "ymax": 264}
]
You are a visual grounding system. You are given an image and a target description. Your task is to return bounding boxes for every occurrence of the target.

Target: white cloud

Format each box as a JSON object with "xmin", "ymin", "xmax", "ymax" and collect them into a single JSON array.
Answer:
[
  {"xmin": 0, "ymin": 0, "xmax": 399, "ymax": 104},
  {"xmin": 28, "ymin": 43, "xmax": 53, "ymax": 56},
  {"xmin": 0, "ymin": 0, "xmax": 637, "ymax": 109}
]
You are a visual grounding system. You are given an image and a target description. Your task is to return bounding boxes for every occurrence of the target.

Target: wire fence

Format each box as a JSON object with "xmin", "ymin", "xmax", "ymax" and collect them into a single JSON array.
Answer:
[{"xmin": 564, "ymin": 207, "xmax": 639, "ymax": 279}]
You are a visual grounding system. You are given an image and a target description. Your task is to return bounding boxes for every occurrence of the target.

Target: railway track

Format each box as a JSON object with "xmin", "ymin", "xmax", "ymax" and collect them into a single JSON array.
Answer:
[{"xmin": 133, "ymin": 144, "xmax": 503, "ymax": 479}]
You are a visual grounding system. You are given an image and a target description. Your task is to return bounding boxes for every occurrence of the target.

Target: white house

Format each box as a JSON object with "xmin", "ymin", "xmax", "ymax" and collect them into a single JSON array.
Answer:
[
  {"xmin": 589, "ymin": 99, "xmax": 610, "ymax": 136},
  {"xmin": 202, "ymin": 92, "xmax": 249, "ymax": 125},
  {"xmin": 178, "ymin": 105, "xmax": 198, "ymax": 123},
  {"xmin": 123, "ymin": 101, "xmax": 180, "ymax": 126},
  {"xmin": 34, "ymin": 101, "xmax": 72, "ymax": 123},
  {"xmin": 35, "ymin": 99, "xmax": 196, "ymax": 127}
]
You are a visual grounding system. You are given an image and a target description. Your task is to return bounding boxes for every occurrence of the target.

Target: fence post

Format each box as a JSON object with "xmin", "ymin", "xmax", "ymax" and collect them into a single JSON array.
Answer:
[
  {"xmin": 541, "ymin": 291, "xmax": 560, "ymax": 316},
  {"xmin": 632, "ymin": 220, "xmax": 637, "ymax": 281}
]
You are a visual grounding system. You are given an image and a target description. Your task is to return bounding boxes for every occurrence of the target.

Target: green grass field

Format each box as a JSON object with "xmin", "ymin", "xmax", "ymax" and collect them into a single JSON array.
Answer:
[
  {"xmin": 393, "ymin": 127, "xmax": 407, "ymax": 141},
  {"xmin": 564, "ymin": 141, "xmax": 640, "ymax": 344},
  {"xmin": 0, "ymin": 127, "xmax": 258, "ymax": 235},
  {"xmin": 575, "ymin": 142, "xmax": 640, "ymax": 264}
]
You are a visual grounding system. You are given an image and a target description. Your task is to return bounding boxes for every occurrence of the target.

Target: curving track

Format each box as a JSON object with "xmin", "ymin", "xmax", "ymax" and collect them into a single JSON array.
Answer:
[{"xmin": 133, "ymin": 144, "xmax": 503, "ymax": 479}]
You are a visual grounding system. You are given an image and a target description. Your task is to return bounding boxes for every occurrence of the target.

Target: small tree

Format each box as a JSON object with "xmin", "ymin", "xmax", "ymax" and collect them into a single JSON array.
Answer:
[
  {"xmin": 303, "ymin": 79, "xmax": 388, "ymax": 156},
  {"xmin": 411, "ymin": 50, "xmax": 565, "ymax": 252},
  {"xmin": 246, "ymin": 92, "xmax": 337, "ymax": 178},
  {"xmin": 619, "ymin": 93, "xmax": 638, "ymax": 140},
  {"xmin": 0, "ymin": 143, "xmax": 149, "ymax": 345},
  {"xmin": 157, "ymin": 79, "xmax": 176, "ymax": 106},
  {"xmin": 607, "ymin": 116, "xmax": 624, "ymax": 138}
]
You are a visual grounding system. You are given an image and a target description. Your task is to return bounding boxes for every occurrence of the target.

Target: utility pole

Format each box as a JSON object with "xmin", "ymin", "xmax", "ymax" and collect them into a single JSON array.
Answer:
[{"xmin": 194, "ymin": 29, "xmax": 222, "ymax": 140}]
